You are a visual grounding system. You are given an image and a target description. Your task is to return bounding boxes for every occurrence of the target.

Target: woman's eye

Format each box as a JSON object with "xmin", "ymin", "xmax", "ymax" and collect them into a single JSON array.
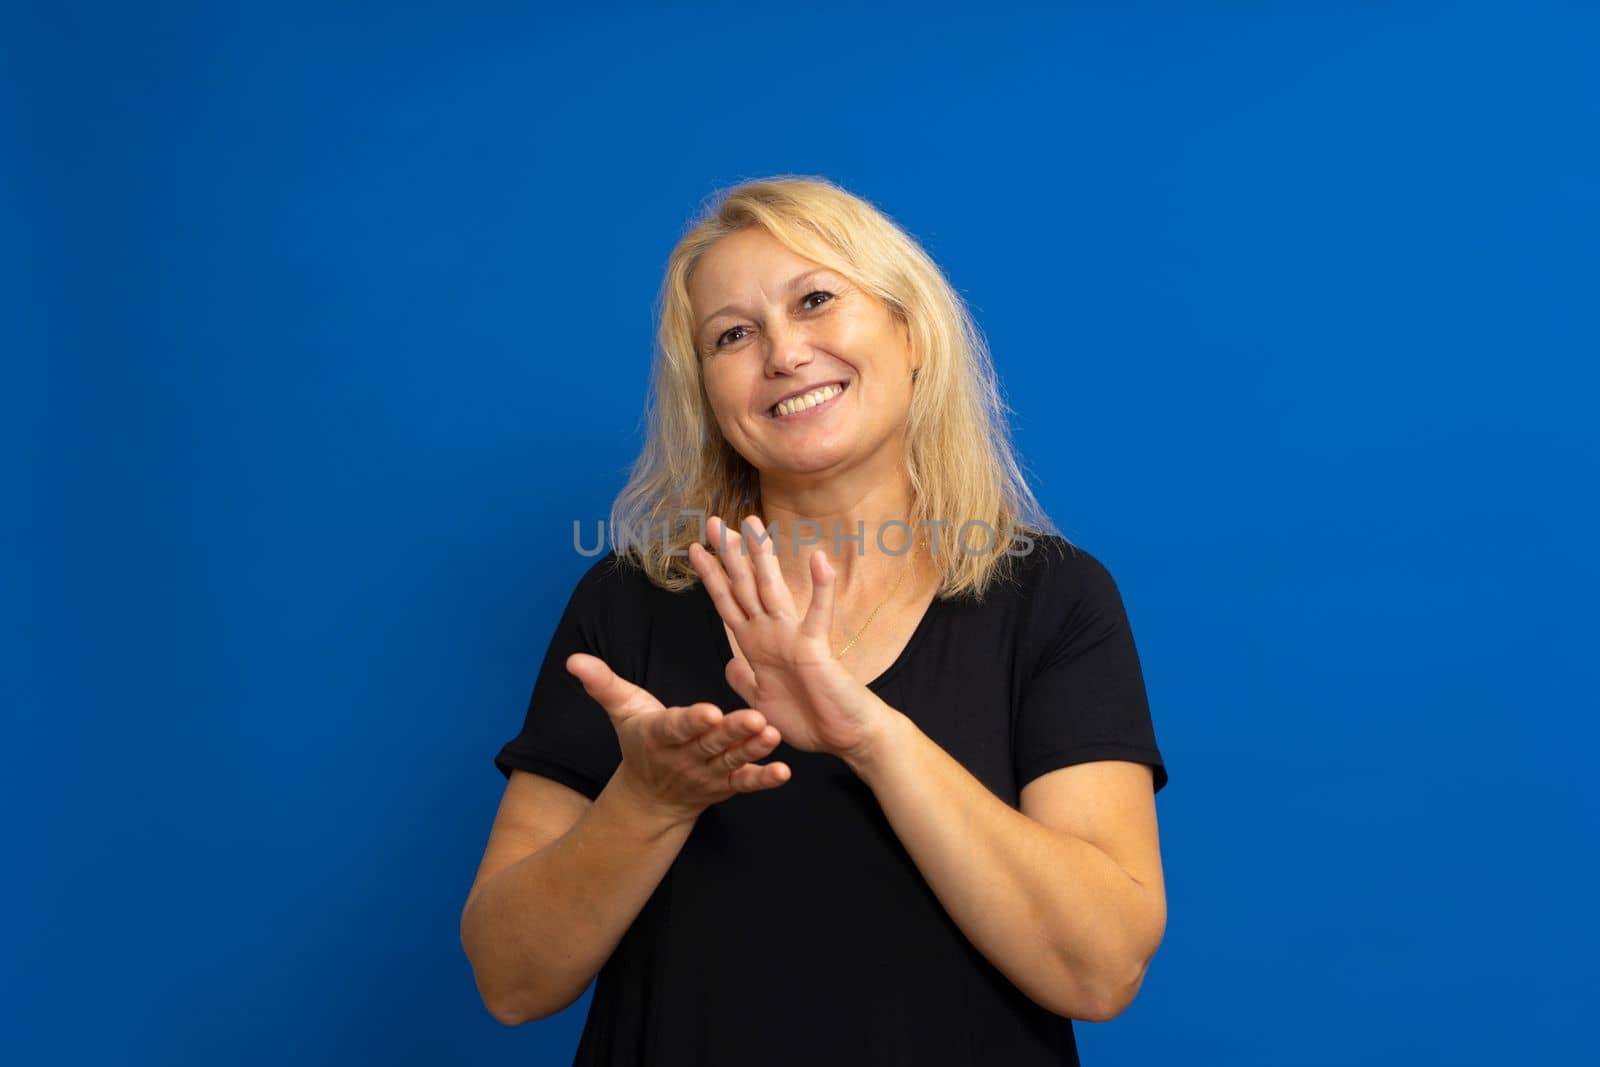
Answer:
[{"xmin": 713, "ymin": 292, "xmax": 832, "ymax": 349}]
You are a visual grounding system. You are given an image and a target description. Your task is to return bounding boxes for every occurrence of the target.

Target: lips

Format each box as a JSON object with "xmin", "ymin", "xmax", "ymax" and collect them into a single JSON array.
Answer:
[{"xmin": 765, "ymin": 380, "xmax": 849, "ymax": 418}]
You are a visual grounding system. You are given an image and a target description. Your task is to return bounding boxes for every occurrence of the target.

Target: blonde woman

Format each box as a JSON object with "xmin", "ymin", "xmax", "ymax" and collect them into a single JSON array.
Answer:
[{"xmin": 461, "ymin": 176, "xmax": 1169, "ymax": 1066}]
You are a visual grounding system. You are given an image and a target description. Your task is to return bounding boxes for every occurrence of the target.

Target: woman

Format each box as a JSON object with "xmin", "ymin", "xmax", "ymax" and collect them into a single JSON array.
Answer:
[{"xmin": 461, "ymin": 176, "xmax": 1169, "ymax": 1066}]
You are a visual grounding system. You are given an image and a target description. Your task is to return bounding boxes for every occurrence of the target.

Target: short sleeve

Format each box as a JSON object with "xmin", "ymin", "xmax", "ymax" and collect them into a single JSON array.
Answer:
[
  {"xmin": 1014, "ymin": 543, "xmax": 1168, "ymax": 795},
  {"xmin": 493, "ymin": 555, "xmax": 629, "ymax": 800}
]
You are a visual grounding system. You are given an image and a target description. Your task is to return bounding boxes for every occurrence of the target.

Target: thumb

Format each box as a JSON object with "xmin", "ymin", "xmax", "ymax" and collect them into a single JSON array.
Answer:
[
  {"xmin": 566, "ymin": 652, "xmax": 663, "ymax": 723},
  {"xmin": 798, "ymin": 549, "xmax": 836, "ymax": 643},
  {"xmin": 724, "ymin": 656, "xmax": 758, "ymax": 707}
]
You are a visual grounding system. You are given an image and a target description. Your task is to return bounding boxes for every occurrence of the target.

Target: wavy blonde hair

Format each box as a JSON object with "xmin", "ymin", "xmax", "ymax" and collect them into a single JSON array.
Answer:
[{"xmin": 609, "ymin": 174, "xmax": 1060, "ymax": 602}]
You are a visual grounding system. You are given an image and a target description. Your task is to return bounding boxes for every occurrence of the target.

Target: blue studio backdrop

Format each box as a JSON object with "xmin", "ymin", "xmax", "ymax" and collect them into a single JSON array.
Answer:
[{"xmin": 8, "ymin": 2, "xmax": 1597, "ymax": 1064}]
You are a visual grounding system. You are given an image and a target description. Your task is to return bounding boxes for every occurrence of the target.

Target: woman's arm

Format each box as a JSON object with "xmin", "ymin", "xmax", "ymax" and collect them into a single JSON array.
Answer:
[
  {"xmin": 686, "ymin": 516, "xmax": 1166, "ymax": 1019},
  {"xmin": 465, "ymin": 647, "xmax": 792, "ymax": 1027},
  {"xmin": 842, "ymin": 699, "xmax": 1166, "ymax": 1022},
  {"xmin": 460, "ymin": 770, "xmax": 695, "ymax": 1026}
]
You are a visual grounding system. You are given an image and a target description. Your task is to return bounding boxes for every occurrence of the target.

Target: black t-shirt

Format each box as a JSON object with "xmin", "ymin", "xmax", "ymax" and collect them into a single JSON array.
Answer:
[{"xmin": 494, "ymin": 534, "xmax": 1168, "ymax": 1066}]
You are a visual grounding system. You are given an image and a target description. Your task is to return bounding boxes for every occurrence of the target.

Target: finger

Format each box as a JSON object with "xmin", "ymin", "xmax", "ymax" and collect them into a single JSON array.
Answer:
[
  {"xmin": 566, "ymin": 653, "xmax": 665, "ymax": 722},
  {"xmin": 743, "ymin": 515, "xmax": 796, "ymax": 617},
  {"xmin": 710, "ymin": 719, "xmax": 780, "ymax": 770},
  {"xmin": 724, "ymin": 656, "xmax": 758, "ymax": 707},
  {"xmin": 729, "ymin": 759, "xmax": 791, "ymax": 792},
  {"xmin": 798, "ymin": 550, "xmax": 836, "ymax": 643},
  {"xmin": 654, "ymin": 702, "xmax": 724, "ymax": 747},
  {"xmin": 689, "ymin": 538, "xmax": 749, "ymax": 627},
  {"xmin": 690, "ymin": 707, "xmax": 762, "ymax": 759},
  {"xmin": 713, "ymin": 516, "xmax": 763, "ymax": 618},
  {"xmin": 742, "ymin": 723, "xmax": 782, "ymax": 762}
]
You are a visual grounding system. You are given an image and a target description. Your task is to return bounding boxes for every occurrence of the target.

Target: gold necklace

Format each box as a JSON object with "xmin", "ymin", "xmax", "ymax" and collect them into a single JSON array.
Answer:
[{"xmin": 835, "ymin": 533, "xmax": 923, "ymax": 659}]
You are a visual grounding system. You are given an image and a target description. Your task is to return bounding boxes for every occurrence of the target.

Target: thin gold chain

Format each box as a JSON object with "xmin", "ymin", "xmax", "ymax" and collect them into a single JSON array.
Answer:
[{"xmin": 835, "ymin": 532, "xmax": 924, "ymax": 659}]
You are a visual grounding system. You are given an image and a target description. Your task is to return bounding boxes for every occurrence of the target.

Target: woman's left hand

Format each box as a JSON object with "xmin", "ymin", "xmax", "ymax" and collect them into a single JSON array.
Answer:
[{"xmin": 688, "ymin": 515, "xmax": 889, "ymax": 762}]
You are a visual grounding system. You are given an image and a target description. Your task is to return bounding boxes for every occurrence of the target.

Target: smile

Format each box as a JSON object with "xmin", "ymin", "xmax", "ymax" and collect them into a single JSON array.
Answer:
[{"xmin": 766, "ymin": 381, "xmax": 848, "ymax": 420}]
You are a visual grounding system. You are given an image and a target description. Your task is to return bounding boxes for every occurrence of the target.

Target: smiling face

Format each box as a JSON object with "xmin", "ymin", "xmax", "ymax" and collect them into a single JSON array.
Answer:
[{"xmin": 688, "ymin": 226, "xmax": 919, "ymax": 481}]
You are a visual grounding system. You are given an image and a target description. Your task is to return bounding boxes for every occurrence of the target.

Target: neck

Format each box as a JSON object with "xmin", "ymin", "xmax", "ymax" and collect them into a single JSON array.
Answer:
[{"xmin": 753, "ymin": 468, "xmax": 924, "ymax": 604}]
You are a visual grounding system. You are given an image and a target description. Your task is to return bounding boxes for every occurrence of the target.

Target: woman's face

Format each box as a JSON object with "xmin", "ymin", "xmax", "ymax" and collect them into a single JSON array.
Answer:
[{"xmin": 689, "ymin": 226, "xmax": 919, "ymax": 480}]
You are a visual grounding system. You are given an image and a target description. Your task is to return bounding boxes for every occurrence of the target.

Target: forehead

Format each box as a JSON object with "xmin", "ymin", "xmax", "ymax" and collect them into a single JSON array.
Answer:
[{"xmin": 688, "ymin": 227, "xmax": 832, "ymax": 307}]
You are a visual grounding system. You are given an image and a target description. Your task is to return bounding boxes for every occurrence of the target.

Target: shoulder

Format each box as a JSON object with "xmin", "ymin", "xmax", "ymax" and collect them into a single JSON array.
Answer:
[
  {"xmin": 1002, "ymin": 533, "xmax": 1124, "ymax": 609},
  {"xmin": 568, "ymin": 550, "xmax": 638, "ymax": 597},
  {"xmin": 561, "ymin": 549, "xmax": 700, "ymax": 627},
  {"xmin": 999, "ymin": 534, "xmax": 1138, "ymax": 663},
  {"xmin": 569, "ymin": 548, "xmax": 682, "ymax": 595}
]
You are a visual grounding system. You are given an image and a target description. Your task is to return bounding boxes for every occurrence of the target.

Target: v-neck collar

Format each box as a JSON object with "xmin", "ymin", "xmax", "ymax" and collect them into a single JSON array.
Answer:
[{"xmin": 696, "ymin": 580, "xmax": 943, "ymax": 693}]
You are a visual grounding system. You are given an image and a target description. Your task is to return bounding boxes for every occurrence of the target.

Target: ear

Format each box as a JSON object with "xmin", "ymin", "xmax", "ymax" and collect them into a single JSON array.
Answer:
[{"xmin": 897, "ymin": 316, "xmax": 921, "ymax": 375}]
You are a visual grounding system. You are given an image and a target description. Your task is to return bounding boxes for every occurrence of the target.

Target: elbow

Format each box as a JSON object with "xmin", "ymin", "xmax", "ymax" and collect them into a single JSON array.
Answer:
[
  {"xmin": 463, "ymin": 958, "xmax": 553, "ymax": 1028},
  {"xmin": 1067, "ymin": 918, "xmax": 1165, "ymax": 1023},
  {"xmin": 470, "ymin": 968, "xmax": 542, "ymax": 1028},
  {"xmin": 1084, "ymin": 890, "xmax": 1166, "ymax": 1022},
  {"xmin": 1076, "ymin": 971, "xmax": 1142, "ymax": 1023},
  {"xmin": 486, "ymin": 985, "xmax": 580, "ymax": 1028},
  {"xmin": 463, "ymin": 952, "xmax": 572, "ymax": 1028},
  {"xmin": 458, "ymin": 893, "xmax": 596, "ymax": 1027},
  {"xmin": 487, "ymin": 996, "xmax": 531, "ymax": 1028},
  {"xmin": 463, "ymin": 957, "xmax": 533, "ymax": 1027},
  {"xmin": 476, "ymin": 988, "xmax": 522, "ymax": 1027},
  {"xmin": 1076, "ymin": 939, "xmax": 1162, "ymax": 1023},
  {"xmin": 461, "ymin": 904, "xmax": 535, "ymax": 1028}
]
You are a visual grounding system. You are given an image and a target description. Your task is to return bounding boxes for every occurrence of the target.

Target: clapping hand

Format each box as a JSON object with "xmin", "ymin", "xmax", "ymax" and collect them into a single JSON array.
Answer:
[
  {"xmin": 687, "ymin": 515, "xmax": 889, "ymax": 763},
  {"xmin": 565, "ymin": 652, "xmax": 791, "ymax": 824}
]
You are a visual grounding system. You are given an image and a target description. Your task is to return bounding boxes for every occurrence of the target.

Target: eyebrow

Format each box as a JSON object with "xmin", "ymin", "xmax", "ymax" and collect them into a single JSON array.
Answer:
[{"xmin": 696, "ymin": 268, "xmax": 835, "ymax": 339}]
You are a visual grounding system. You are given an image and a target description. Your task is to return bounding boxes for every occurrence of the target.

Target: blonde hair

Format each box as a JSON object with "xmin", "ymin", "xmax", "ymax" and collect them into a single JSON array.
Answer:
[{"xmin": 609, "ymin": 174, "xmax": 1060, "ymax": 602}]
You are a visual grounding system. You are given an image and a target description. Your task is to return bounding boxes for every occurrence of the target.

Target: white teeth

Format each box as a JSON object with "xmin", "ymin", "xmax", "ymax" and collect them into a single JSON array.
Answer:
[{"xmin": 773, "ymin": 383, "xmax": 843, "ymax": 417}]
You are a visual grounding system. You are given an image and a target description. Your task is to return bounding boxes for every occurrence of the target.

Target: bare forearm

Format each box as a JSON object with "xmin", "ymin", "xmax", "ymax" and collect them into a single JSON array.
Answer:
[
  {"xmin": 843, "ymin": 703, "xmax": 1157, "ymax": 1021},
  {"xmin": 461, "ymin": 774, "xmax": 695, "ymax": 1025}
]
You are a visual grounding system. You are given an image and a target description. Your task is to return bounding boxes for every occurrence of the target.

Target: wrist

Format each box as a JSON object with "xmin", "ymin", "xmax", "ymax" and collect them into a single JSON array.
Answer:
[
  {"xmin": 839, "ymin": 697, "xmax": 910, "ymax": 779},
  {"xmin": 606, "ymin": 765, "xmax": 701, "ymax": 837}
]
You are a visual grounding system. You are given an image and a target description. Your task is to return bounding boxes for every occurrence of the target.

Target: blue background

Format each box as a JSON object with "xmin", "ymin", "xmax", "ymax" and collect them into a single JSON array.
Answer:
[{"xmin": 8, "ymin": 2, "xmax": 1597, "ymax": 1064}]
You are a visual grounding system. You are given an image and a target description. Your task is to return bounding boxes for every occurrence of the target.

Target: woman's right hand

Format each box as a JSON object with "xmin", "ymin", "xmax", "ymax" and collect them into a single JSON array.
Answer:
[{"xmin": 565, "ymin": 652, "xmax": 791, "ymax": 824}]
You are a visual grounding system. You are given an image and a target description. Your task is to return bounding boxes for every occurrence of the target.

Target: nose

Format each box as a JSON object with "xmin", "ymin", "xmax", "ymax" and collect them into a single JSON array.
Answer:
[{"xmin": 763, "ymin": 319, "xmax": 813, "ymax": 377}]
